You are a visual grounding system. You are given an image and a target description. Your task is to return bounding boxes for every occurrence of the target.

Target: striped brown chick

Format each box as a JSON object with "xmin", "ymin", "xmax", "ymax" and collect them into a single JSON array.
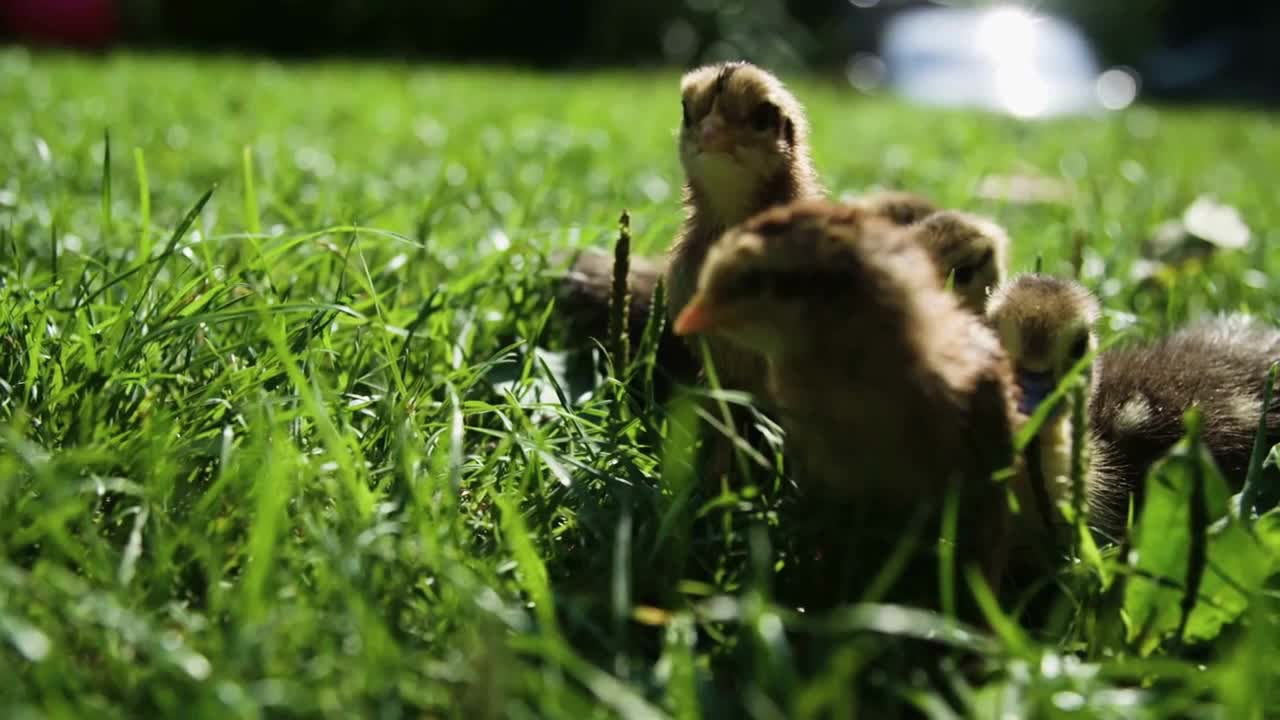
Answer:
[
  {"xmin": 674, "ymin": 199, "xmax": 1021, "ymax": 591},
  {"xmin": 987, "ymin": 274, "xmax": 1280, "ymax": 543}
]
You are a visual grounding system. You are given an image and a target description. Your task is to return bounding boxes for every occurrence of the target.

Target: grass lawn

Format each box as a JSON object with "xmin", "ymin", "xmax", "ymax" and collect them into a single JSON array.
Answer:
[{"xmin": 3, "ymin": 48, "xmax": 1280, "ymax": 718}]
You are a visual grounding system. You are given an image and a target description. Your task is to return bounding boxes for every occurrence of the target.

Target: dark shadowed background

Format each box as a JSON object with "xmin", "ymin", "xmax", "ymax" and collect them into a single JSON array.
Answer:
[{"xmin": 2, "ymin": 0, "xmax": 1278, "ymax": 104}]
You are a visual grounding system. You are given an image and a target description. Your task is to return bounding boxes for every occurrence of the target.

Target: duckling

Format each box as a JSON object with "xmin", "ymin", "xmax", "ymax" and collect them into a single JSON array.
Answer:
[
  {"xmin": 673, "ymin": 199, "xmax": 1019, "ymax": 585},
  {"xmin": 666, "ymin": 61, "xmax": 824, "ymax": 399},
  {"xmin": 1092, "ymin": 313, "xmax": 1280, "ymax": 534},
  {"xmin": 555, "ymin": 247, "xmax": 664, "ymax": 342},
  {"xmin": 906, "ymin": 210, "xmax": 1010, "ymax": 315},
  {"xmin": 987, "ymin": 275, "xmax": 1280, "ymax": 541},
  {"xmin": 985, "ymin": 275, "xmax": 1101, "ymax": 532}
]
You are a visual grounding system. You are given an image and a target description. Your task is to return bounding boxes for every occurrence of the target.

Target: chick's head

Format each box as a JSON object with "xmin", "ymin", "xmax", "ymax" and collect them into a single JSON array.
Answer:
[
  {"xmin": 673, "ymin": 200, "xmax": 920, "ymax": 358},
  {"xmin": 909, "ymin": 210, "xmax": 1010, "ymax": 314},
  {"xmin": 986, "ymin": 274, "xmax": 1099, "ymax": 417},
  {"xmin": 679, "ymin": 62, "xmax": 812, "ymax": 224}
]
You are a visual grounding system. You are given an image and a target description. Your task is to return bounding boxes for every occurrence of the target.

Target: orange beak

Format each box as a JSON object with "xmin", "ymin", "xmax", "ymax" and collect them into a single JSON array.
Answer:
[
  {"xmin": 673, "ymin": 297, "xmax": 720, "ymax": 336},
  {"xmin": 697, "ymin": 117, "xmax": 736, "ymax": 154}
]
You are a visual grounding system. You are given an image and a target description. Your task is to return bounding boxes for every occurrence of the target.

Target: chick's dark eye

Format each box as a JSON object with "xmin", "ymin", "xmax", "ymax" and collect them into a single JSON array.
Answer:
[
  {"xmin": 750, "ymin": 102, "xmax": 780, "ymax": 132},
  {"xmin": 731, "ymin": 269, "xmax": 765, "ymax": 297},
  {"xmin": 1068, "ymin": 335, "xmax": 1089, "ymax": 361},
  {"xmin": 952, "ymin": 264, "xmax": 975, "ymax": 285}
]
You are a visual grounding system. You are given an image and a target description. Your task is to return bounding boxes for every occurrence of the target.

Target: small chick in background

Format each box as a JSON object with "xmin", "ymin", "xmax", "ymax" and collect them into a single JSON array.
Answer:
[
  {"xmin": 553, "ymin": 249, "xmax": 699, "ymax": 395},
  {"xmin": 1091, "ymin": 313, "xmax": 1280, "ymax": 538},
  {"xmin": 674, "ymin": 199, "xmax": 1020, "ymax": 588},
  {"xmin": 666, "ymin": 61, "xmax": 824, "ymax": 399},
  {"xmin": 988, "ymin": 274, "xmax": 1280, "ymax": 542},
  {"xmin": 907, "ymin": 210, "xmax": 1010, "ymax": 315},
  {"xmin": 985, "ymin": 275, "xmax": 1100, "ymax": 535}
]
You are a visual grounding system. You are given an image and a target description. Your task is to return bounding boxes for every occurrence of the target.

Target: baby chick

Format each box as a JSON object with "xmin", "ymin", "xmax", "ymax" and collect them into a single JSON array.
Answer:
[
  {"xmin": 673, "ymin": 200, "xmax": 1019, "ymax": 584},
  {"xmin": 985, "ymin": 275, "xmax": 1100, "ymax": 531},
  {"xmin": 907, "ymin": 210, "xmax": 1010, "ymax": 315},
  {"xmin": 987, "ymin": 275, "xmax": 1280, "ymax": 541},
  {"xmin": 666, "ymin": 61, "xmax": 824, "ymax": 398},
  {"xmin": 1092, "ymin": 313, "xmax": 1280, "ymax": 535}
]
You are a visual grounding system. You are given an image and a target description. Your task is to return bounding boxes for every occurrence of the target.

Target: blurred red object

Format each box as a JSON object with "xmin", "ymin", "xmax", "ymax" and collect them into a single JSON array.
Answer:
[{"xmin": 1, "ymin": 0, "xmax": 119, "ymax": 47}]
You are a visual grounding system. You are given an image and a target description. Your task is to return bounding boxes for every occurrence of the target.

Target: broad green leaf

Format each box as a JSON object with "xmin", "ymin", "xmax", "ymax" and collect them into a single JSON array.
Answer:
[{"xmin": 1125, "ymin": 431, "xmax": 1279, "ymax": 653}]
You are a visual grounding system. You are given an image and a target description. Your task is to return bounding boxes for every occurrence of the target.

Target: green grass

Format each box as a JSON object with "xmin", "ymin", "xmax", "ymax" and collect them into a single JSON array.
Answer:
[{"xmin": 3, "ymin": 48, "xmax": 1280, "ymax": 718}]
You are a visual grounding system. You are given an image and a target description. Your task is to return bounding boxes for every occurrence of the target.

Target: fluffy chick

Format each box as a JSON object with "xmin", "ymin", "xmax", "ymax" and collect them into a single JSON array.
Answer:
[
  {"xmin": 553, "ymin": 248, "xmax": 699, "ymax": 393},
  {"xmin": 985, "ymin": 275, "xmax": 1100, "ymax": 533},
  {"xmin": 988, "ymin": 275, "xmax": 1280, "ymax": 542},
  {"xmin": 665, "ymin": 61, "xmax": 824, "ymax": 399},
  {"xmin": 673, "ymin": 199, "xmax": 1019, "ymax": 584},
  {"xmin": 1092, "ymin": 313, "xmax": 1280, "ymax": 537},
  {"xmin": 907, "ymin": 210, "xmax": 1010, "ymax": 315}
]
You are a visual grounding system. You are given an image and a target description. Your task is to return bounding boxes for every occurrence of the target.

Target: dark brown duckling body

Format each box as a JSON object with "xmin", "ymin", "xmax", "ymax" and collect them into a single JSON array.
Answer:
[
  {"xmin": 552, "ymin": 187, "xmax": 937, "ymax": 392},
  {"xmin": 1089, "ymin": 314, "xmax": 1280, "ymax": 537},
  {"xmin": 988, "ymin": 273, "xmax": 1280, "ymax": 542}
]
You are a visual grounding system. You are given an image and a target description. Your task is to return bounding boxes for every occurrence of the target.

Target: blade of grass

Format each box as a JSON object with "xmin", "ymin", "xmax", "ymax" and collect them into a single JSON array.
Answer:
[
  {"xmin": 1241, "ymin": 362, "xmax": 1279, "ymax": 524},
  {"xmin": 100, "ymin": 128, "xmax": 112, "ymax": 238},
  {"xmin": 123, "ymin": 186, "xmax": 216, "ymax": 344},
  {"xmin": 133, "ymin": 147, "xmax": 151, "ymax": 259},
  {"xmin": 939, "ymin": 485, "xmax": 958, "ymax": 619},
  {"xmin": 242, "ymin": 145, "xmax": 262, "ymax": 238}
]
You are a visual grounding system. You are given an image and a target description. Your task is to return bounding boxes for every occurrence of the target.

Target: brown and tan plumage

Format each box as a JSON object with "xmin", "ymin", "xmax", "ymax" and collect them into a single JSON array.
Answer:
[
  {"xmin": 552, "ymin": 249, "xmax": 698, "ymax": 392},
  {"xmin": 846, "ymin": 189, "xmax": 938, "ymax": 227},
  {"xmin": 674, "ymin": 199, "xmax": 1020, "ymax": 586},
  {"xmin": 987, "ymin": 274, "xmax": 1280, "ymax": 542},
  {"xmin": 551, "ymin": 188, "xmax": 934, "ymax": 390},
  {"xmin": 907, "ymin": 210, "xmax": 1010, "ymax": 315},
  {"xmin": 1091, "ymin": 313, "xmax": 1280, "ymax": 538},
  {"xmin": 665, "ymin": 61, "xmax": 824, "ymax": 399},
  {"xmin": 986, "ymin": 275, "xmax": 1101, "ymax": 534}
]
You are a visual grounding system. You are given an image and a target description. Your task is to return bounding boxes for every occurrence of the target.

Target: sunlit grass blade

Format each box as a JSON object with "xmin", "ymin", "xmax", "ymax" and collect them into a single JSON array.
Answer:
[
  {"xmin": 100, "ymin": 128, "xmax": 112, "ymax": 238},
  {"xmin": 133, "ymin": 147, "xmax": 151, "ymax": 259},
  {"xmin": 242, "ymin": 144, "xmax": 262, "ymax": 238},
  {"xmin": 1241, "ymin": 362, "xmax": 1279, "ymax": 523}
]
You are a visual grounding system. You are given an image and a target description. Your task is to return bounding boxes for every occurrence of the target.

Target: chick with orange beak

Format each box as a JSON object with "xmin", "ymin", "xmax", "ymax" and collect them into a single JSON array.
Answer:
[
  {"xmin": 665, "ymin": 61, "xmax": 824, "ymax": 401},
  {"xmin": 673, "ymin": 201, "xmax": 1017, "ymax": 505},
  {"xmin": 673, "ymin": 199, "xmax": 1020, "ymax": 591}
]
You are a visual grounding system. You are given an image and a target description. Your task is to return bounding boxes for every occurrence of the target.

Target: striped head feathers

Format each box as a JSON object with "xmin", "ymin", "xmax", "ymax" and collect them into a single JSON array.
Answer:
[
  {"xmin": 907, "ymin": 210, "xmax": 1010, "ymax": 314},
  {"xmin": 679, "ymin": 61, "xmax": 818, "ymax": 226},
  {"xmin": 986, "ymin": 274, "xmax": 1099, "ymax": 417},
  {"xmin": 847, "ymin": 189, "xmax": 938, "ymax": 227},
  {"xmin": 672, "ymin": 200, "xmax": 933, "ymax": 358}
]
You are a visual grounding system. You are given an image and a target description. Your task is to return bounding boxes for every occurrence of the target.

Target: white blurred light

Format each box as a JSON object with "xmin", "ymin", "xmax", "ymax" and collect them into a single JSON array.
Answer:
[
  {"xmin": 995, "ymin": 67, "xmax": 1049, "ymax": 118},
  {"xmin": 881, "ymin": 5, "xmax": 1101, "ymax": 118},
  {"xmin": 976, "ymin": 6, "xmax": 1037, "ymax": 60},
  {"xmin": 846, "ymin": 52, "xmax": 886, "ymax": 93},
  {"xmin": 849, "ymin": 0, "xmax": 880, "ymax": 7},
  {"xmin": 1096, "ymin": 67, "xmax": 1139, "ymax": 110},
  {"xmin": 977, "ymin": 7, "xmax": 1048, "ymax": 118}
]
